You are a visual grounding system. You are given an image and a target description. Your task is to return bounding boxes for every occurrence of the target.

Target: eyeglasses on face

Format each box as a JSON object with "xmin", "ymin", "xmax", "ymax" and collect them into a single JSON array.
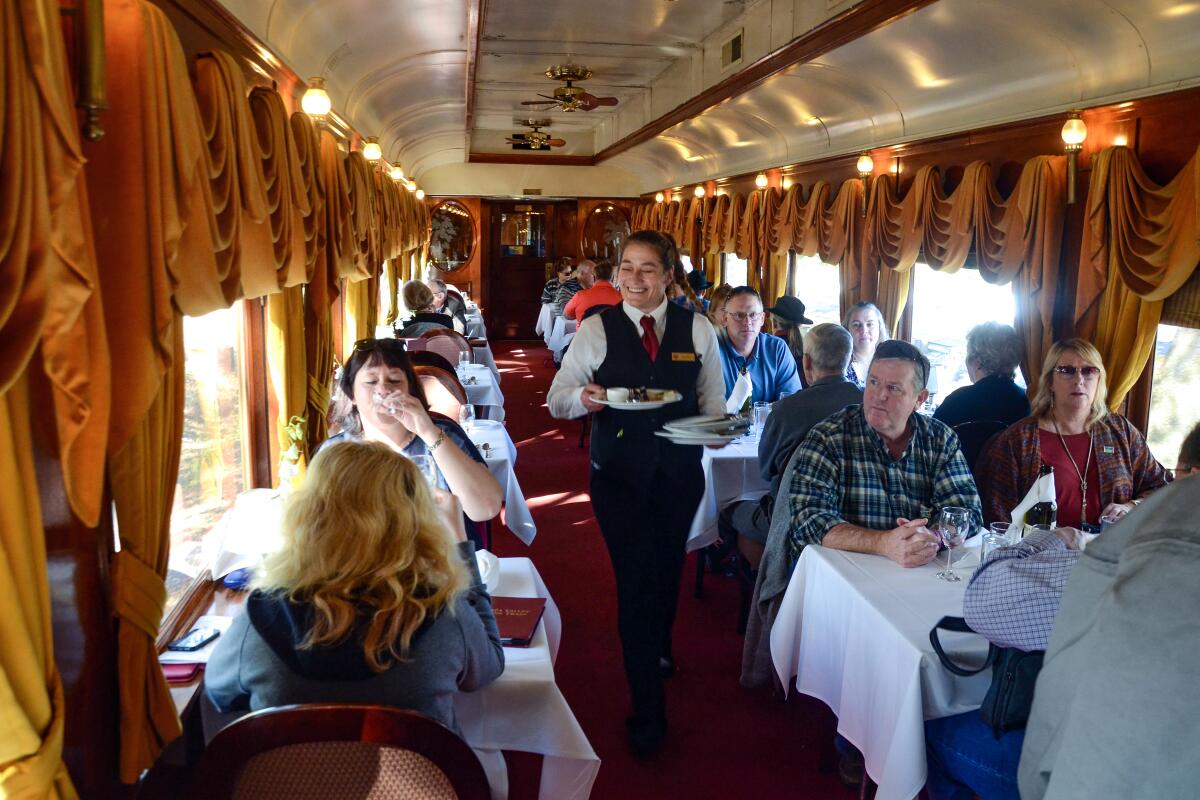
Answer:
[
  {"xmin": 354, "ymin": 338, "xmax": 407, "ymax": 353},
  {"xmin": 727, "ymin": 311, "xmax": 764, "ymax": 323},
  {"xmin": 1053, "ymin": 365, "xmax": 1101, "ymax": 378}
]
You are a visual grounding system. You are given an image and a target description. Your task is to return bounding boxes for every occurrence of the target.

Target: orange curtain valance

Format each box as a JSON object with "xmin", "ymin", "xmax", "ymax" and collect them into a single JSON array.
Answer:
[{"xmin": 1076, "ymin": 144, "xmax": 1200, "ymax": 408}]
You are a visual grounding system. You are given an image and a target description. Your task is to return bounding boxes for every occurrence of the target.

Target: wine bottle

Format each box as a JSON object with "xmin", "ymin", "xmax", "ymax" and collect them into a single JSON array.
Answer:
[{"xmin": 1025, "ymin": 464, "xmax": 1057, "ymax": 531}]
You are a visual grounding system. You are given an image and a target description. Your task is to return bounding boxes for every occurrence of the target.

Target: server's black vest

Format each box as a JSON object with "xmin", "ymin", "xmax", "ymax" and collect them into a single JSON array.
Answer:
[{"xmin": 591, "ymin": 303, "xmax": 703, "ymax": 484}]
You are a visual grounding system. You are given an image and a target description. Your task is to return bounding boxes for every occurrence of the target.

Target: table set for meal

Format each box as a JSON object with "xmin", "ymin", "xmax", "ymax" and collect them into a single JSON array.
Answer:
[
  {"xmin": 472, "ymin": 342, "xmax": 501, "ymax": 384},
  {"xmin": 536, "ymin": 303, "xmax": 555, "ymax": 343},
  {"xmin": 464, "ymin": 304, "xmax": 487, "ymax": 339},
  {"xmin": 463, "ymin": 419, "xmax": 537, "ymax": 544},
  {"xmin": 459, "ymin": 363, "xmax": 506, "ymax": 421},
  {"xmin": 546, "ymin": 316, "xmax": 577, "ymax": 355}
]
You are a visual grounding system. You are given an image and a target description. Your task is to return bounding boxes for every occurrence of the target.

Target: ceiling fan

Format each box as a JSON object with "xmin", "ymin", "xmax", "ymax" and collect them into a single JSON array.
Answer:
[
  {"xmin": 521, "ymin": 63, "xmax": 618, "ymax": 113},
  {"xmin": 505, "ymin": 119, "xmax": 566, "ymax": 150}
]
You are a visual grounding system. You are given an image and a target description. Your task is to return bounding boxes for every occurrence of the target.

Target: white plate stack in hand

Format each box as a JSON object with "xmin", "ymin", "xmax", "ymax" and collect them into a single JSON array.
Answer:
[{"xmin": 654, "ymin": 414, "xmax": 750, "ymax": 445}]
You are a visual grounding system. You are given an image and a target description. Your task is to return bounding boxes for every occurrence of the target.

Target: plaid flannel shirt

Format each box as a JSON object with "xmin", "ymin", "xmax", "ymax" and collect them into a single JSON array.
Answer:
[{"xmin": 786, "ymin": 405, "xmax": 982, "ymax": 561}]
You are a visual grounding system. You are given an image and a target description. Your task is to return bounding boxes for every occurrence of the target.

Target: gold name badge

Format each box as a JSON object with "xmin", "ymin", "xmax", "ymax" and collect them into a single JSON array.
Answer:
[{"xmin": 671, "ymin": 352, "xmax": 697, "ymax": 362}]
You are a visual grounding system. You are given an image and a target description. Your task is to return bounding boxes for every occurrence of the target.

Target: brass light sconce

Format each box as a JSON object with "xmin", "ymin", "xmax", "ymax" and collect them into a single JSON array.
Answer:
[
  {"xmin": 301, "ymin": 77, "xmax": 332, "ymax": 118},
  {"xmin": 1061, "ymin": 111, "xmax": 1087, "ymax": 204},
  {"xmin": 856, "ymin": 152, "xmax": 874, "ymax": 216}
]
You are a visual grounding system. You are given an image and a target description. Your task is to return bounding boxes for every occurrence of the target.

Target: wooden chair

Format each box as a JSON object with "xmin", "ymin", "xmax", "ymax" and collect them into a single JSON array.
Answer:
[
  {"xmin": 409, "ymin": 350, "xmax": 456, "ymax": 374},
  {"xmin": 192, "ymin": 704, "xmax": 490, "ymax": 800},
  {"xmin": 414, "ymin": 365, "xmax": 467, "ymax": 422},
  {"xmin": 420, "ymin": 329, "xmax": 473, "ymax": 366}
]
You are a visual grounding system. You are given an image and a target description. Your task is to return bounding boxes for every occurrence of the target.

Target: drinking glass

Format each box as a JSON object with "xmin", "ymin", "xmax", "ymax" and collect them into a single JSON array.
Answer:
[
  {"xmin": 409, "ymin": 454, "xmax": 438, "ymax": 487},
  {"xmin": 372, "ymin": 389, "xmax": 399, "ymax": 417},
  {"xmin": 981, "ymin": 533, "xmax": 1008, "ymax": 562},
  {"xmin": 459, "ymin": 403, "xmax": 476, "ymax": 433},
  {"xmin": 457, "ymin": 351, "xmax": 470, "ymax": 379},
  {"xmin": 933, "ymin": 506, "xmax": 970, "ymax": 582},
  {"xmin": 989, "ymin": 521, "xmax": 1016, "ymax": 545},
  {"xmin": 752, "ymin": 402, "xmax": 772, "ymax": 439}
]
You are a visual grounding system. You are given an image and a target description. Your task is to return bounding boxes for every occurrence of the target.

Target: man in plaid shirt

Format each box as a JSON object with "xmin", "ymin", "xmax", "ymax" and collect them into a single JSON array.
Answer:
[{"xmin": 786, "ymin": 340, "xmax": 982, "ymax": 566}]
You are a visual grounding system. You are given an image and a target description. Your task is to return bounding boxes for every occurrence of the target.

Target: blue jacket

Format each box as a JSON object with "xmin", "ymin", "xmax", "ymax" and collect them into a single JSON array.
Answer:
[{"xmin": 719, "ymin": 333, "xmax": 802, "ymax": 404}]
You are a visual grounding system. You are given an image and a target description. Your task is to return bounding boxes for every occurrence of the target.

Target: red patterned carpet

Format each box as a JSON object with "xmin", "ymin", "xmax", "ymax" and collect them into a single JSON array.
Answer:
[{"xmin": 488, "ymin": 341, "xmax": 855, "ymax": 800}]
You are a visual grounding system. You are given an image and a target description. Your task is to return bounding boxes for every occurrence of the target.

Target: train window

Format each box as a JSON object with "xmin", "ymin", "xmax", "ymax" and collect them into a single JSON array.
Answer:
[
  {"xmin": 910, "ymin": 263, "xmax": 1019, "ymax": 408},
  {"xmin": 1147, "ymin": 324, "xmax": 1200, "ymax": 467},
  {"xmin": 165, "ymin": 305, "xmax": 250, "ymax": 616},
  {"xmin": 679, "ymin": 254, "xmax": 694, "ymax": 273},
  {"xmin": 724, "ymin": 255, "xmax": 749, "ymax": 287},
  {"xmin": 790, "ymin": 254, "xmax": 841, "ymax": 325}
]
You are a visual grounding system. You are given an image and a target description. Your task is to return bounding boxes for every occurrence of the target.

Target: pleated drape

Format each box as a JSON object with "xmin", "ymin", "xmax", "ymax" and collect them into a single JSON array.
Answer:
[
  {"xmin": 249, "ymin": 87, "xmax": 310, "ymax": 289},
  {"xmin": 1075, "ymin": 145, "xmax": 1200, "ymax": 408},
  {"xmin": 266, "ymin": 285, "xmax": 308, "ymax": 485}
]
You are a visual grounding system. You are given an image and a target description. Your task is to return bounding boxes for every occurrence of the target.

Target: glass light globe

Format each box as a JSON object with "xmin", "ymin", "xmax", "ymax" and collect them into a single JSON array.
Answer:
[
  {"xmin": 405, "ymin": 180, "xmax": 417, "ymax": 192},
  {"xmin": 694, "ymin": 185, "xmax": 706, "ymax": 198},
  {"xmin": 654, "ymin": 192, "xmax": 665, "ymax": 203},
  {"xmin": 361, "ymin": 137, "xmax": 382, "ymax": 162},
  {"xmin": 301, "ymin": 78, "xmax": 331, "ymax": 117},
  {"xmin": 415, "ymin": 189, "xmax": 425, "ymax": 200},
  {"xmin": 1061, "ymin": 115, "xmax": 1087, "ymax": 148},
  {"xmin": 388, "ymin": 164, "xmax": 404, "ymax": 181},
  {"xmin": 856, "ymin": 153, "xmax": 874, "ymax": 176},
  {"xmin": 754, "ymin": 173, "xmax": 768, "ymax": 189}
]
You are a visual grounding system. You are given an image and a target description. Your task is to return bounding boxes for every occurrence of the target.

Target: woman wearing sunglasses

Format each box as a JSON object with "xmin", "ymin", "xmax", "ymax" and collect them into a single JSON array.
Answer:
[
  {"xmin": 326, "ymin": 339, "xmax": 502, "ymax": 536},
  {"xmin": 978, "ymin": 339, "xmax": 1168, "ymax": 530}
]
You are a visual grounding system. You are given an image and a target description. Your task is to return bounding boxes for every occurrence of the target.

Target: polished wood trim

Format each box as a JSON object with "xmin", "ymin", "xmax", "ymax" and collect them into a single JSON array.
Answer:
[
  {"xmin": 468, "ymin": 151, "xmax": 596, "ymax": 166},
  {"xmin": 242, "ymin": 299, "xmax": 273, "ymax": 489},
  {"xmin": 464, "ymin": 0, "xmax": 488, "ymax": 154},
  {"xmin": 156, "ymin": 571, "xmax": 216, "ymax": 653},
  {"xmin": 595, "ymin": 0, "xmax": 937, "ymax": 163}
]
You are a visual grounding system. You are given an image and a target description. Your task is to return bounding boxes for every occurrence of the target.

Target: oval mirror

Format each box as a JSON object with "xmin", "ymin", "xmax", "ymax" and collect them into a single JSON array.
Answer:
[
  {"xmin": 428, "ymin": 200, "xmax": 475, "ymax": 272},
  {"xmin": 581, "ymin": 204, "xmax": 630, "ymax": 262}
]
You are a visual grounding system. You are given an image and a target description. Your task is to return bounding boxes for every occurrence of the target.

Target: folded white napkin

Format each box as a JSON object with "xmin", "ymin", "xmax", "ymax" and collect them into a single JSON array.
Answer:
[
  {"xmin": 1006, "ymin": 470, "xmax": 1057, "ymax": 538},
  {"xmin": 726, "ymin": 370, "xmax": 753, "ymax": 414},
  {"xmin": 475, "ymin": 549, "xmax": 501, "ymax": 594}
]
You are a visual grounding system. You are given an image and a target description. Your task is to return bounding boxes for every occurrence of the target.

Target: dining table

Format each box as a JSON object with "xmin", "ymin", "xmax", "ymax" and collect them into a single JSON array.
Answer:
[
  {"xmin": 464, "ymin": 419, "xmax": 536, "ymax": 545},
  {"xmin": 472, "ymin": 342, "xmax": 501, "ymax": 385},
  {"xmin": 770, "ymin": 541, "xmax": 991, "ymax": 800},
  {"xmin": 536, "ymin": 303, "xmax": 555, "ymax": 344},
  {"xmin": 464, "ymin": 305, "xmax": 487, "ymax": 339},
  {"xmin": 546, "ymin": 316, "xmax": 577, "ymax": 356},
  {"xmin": 460, "ymin": 363, "xmax": 506, "ymax": 421},
  {"xmin": 685, "ymin": 434, "xmax": 770, "ymax": 552}
]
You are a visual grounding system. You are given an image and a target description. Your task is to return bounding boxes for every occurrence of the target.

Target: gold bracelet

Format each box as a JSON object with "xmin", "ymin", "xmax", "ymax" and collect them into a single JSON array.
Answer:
[{"xmin": 427, "ymin": 431, "xmax": 447, "ymax": 451}]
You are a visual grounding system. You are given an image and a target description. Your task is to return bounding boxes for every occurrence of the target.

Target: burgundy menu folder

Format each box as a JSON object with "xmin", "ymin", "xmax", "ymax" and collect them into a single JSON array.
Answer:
[{"xmin": 491, "ymin": 596, "xmax": 546, "ymax": 647}]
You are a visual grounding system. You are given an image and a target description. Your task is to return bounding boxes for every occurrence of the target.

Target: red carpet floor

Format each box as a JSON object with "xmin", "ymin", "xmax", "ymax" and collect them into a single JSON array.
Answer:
[{"xmin": 488, "ymin": 341, "xmax": 856, "ymax": 800}]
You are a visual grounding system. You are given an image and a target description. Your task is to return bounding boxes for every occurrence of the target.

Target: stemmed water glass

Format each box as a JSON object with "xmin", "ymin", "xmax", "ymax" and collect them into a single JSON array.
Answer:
[
  {"xmin": 459, "ymin": 403, "xmax": 476, "ymax": 433},
  {"xmin": 373, "ymin": 390, "xmax": 399, "ymax": 417},
  {"xmin": 457, "ymin": 352, "xmax": 470, "ymax": 381},
  {"xmin": 933, "ymin": 506, "xmax": 970, "ymax": 582}
]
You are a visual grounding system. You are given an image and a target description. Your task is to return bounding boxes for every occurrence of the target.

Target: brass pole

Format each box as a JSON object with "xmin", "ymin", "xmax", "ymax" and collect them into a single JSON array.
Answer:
[{"xmin": 79, "ymin": 0, "xmax": 107, "ymax": 141}]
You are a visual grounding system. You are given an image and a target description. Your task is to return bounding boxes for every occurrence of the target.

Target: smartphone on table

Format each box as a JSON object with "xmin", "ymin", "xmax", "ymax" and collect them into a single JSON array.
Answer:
[{"xmin": 167, "ymin": 626, "xmax": 221, "ymax": 652}]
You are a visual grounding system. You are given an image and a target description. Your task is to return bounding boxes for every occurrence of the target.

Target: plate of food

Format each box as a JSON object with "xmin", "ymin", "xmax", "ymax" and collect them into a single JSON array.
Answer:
[{"xmin": 592, "ymin": 387, "xmax": 683, "ymax": 410}]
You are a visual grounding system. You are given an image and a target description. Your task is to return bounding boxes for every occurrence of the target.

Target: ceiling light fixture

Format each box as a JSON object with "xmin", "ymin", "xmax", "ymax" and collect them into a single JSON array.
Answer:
[
  {"xmin": 361, "ymin": 137, "xmax": 382, "ymax": 162},
  {"xmin": 754, "ymin": 173, "xmax": 768, "ymax": 189},
  {"xmin": 415, "ymin": 189, "xmax": 425, "ymax": 200},
  {"xmin": 655, "ymin": 191, "xmax": 665, "ymax": 203},
  {"xmin": 388, "ymin": 164, "xmax": 405, "ymax": 181},
  {"xmin": 694, "ymin": 185, "xmax": 706, "ymax": 198},
  {"xmin": 1061, "ymin": 111, "xmax": 1087, "ymax": 204},
  {"xmin": 405, "ymin": 180, "xmax": 417, "ymax": 192},
  {"xmin": 301, "ymin": 77, "xmax": 331, "ymax": 118}
]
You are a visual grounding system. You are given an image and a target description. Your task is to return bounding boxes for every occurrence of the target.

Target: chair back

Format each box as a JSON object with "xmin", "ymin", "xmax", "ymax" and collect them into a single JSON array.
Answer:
[
  {"xmin": 953, "ymin": 419, "xmax": 1008, "ymax": 475},
  {"xmin": 409, "ymin": 350, "xmax": 456, "ymax": 374},
  {"xmin": 396, "ymin": 337, "xmax": 427, "ymax": 353},
  {"xmin": 193, "ymin": 704, "xmax": 490, "ymax": 800},
  {"xmin": 415, "ymin": 365, "xmax": 467, "ymax": 421},
  {"xmin": 420, "ymin": 329, "xmax": 473, "ymax": 365}
]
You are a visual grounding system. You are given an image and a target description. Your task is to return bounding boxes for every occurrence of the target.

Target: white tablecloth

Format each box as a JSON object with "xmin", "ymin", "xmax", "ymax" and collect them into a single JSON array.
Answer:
[
  {"xmin": 465, "ymin": 309, "xmax": 486, "ymax": 339},
  {"xmin": 546, "ymin": 316, "xmax": 577, "ymax": 354},
  {"xmin": 686, "ymin": 436, "xmax": 770, "ymax": 552},
  {"xmin": 473, "ymin": 344, "xmax": 501, "ymax": 385},
  {"xmin": 461, "ymin": 363, "xmax": 505, "ymax": 421},
  {"xmin": 770, "ymin": 544, "xmax": 991, "ymax": 800},
  {"xmin": 536, "ymin": 303, "xmax": 554, "ymax": 341},
  {"xmin": 455, "ymin": 557, "xmax": 600, "ymax": 800},
  {"xmin": 465, "ymin": 420, "xmax": 536, "ymax": 545}
]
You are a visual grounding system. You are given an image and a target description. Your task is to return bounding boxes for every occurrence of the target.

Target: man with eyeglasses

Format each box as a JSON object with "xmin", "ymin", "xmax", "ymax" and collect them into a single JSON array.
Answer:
[
  {"xmin": 785, "ymin": 339, "xmax": 982, "ymax": 567},
  {"xmin": 718, "ymin": 287, "xmax": 801, "ymax": 405}
]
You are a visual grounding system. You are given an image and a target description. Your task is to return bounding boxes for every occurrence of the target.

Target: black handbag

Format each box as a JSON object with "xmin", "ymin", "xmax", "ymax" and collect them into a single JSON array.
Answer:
[{"xmin": 929, "ymin": 616, "xmax": 1044, "ymax": 737}]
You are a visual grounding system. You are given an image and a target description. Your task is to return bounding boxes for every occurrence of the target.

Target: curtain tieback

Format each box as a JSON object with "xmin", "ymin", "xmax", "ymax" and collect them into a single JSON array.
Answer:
[
  {"xmin": 307, "ymin": 375, "xmax": 331, "ymax": 409},
  {"xmin": 0, "ymin": 670, "xmax": 71, "ymax": 797},
  {"xmin": 111, "ymin": 550, "xmax": 167, "ymax": 639}
]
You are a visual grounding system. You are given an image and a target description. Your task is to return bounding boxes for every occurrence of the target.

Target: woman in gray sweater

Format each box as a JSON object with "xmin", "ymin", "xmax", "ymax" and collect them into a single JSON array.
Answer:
[{"xmin": 204, "ymin": 439, "xmax": 504, "ymax": 736}]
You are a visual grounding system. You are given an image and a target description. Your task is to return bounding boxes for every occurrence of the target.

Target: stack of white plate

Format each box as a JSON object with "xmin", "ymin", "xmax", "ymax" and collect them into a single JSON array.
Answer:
[{"xmin": 655, "ymin": 414, "xmax": 749, "ymax": 445}]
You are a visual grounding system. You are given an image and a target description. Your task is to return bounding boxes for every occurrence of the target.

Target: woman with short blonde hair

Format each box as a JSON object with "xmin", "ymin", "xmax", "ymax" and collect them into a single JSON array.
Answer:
[
  {"xmin": 397, "ymin": 280, "xmax": 453, "ymax": 337},
  {"xmin": 205, "ymin": 439, "xmax": 504, "ymax": 735},
  {"xmin": 979, "ymin": 338, "xmax": 1168, "ymax": 530}
]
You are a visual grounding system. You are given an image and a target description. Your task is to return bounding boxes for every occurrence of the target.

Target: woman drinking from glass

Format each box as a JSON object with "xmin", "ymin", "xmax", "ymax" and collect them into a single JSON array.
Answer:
[
  {"xmin": 326, "ymin": 339, "xmax": 502, "ymax": 531},
  {"xmin": 843, "ymin": 301, "xmax": 889, "ymax": 387},
  {"xmin": 978, "ymin": 339, "xmax": 1168, "ymax": 530}
]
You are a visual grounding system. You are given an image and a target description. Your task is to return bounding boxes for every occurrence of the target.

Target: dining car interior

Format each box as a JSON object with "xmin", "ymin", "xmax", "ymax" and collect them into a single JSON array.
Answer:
[{"xmin": 8, "ymin": 0, "xmax": 1200, "ymax": 798}]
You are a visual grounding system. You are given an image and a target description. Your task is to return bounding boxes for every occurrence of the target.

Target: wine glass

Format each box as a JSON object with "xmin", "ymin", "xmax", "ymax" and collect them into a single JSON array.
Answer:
[
  {"xmin": 459, "ymin": 403, "xmax": 476, "ymax": 433},
  {"xmin": 933, "ymin": 506, "xmax": 970, "ymax": 582},
  {"xmin": 457, "ymin": 351, "xmax": 470, "ymax": 380}
]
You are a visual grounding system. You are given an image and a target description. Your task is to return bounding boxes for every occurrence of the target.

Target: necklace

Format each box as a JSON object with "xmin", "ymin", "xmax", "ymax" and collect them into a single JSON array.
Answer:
[{"xmin": 1052, "ymin": 417, "xmax": 1094, "ymax": 523}]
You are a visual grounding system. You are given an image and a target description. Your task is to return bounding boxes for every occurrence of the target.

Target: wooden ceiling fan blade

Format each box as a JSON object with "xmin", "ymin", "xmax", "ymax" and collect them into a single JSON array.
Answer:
[
  {"xmin": 521, "ymin": 100, "xmax": 558, "ymax": 106},
  {"xmin": 547, "ymin": 138, "xmax": 566, "ymax": 147},
  {"xmin": 579, "ymin": 92, "xmax": 618, "ymax": 106}
]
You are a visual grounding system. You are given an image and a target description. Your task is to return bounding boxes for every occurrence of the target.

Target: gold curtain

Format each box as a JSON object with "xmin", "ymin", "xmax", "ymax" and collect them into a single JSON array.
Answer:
[
  {"xmin": 342, "ymin": 152, "xmax": 378, "ymax": 280},
  {"xmin": 1076, "ymin": 145, "xmax": 1200, "ymax": 408},
  {"xmin": 267, "ymin": 285, "xmax": 308, "ymax": 486},
  {"xmin": 249, "ymin": 87, "xmax": 309, "ymax": 289},
  {"xmin": 384, "ymin": 257, "xmax": 401, "ymax": 326}
]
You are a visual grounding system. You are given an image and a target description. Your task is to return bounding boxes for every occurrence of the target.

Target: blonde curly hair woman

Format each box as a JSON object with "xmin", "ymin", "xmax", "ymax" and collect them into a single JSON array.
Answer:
[{"xmin": 205, "ymin": 439, "xmax": 504, "ymax": 735}]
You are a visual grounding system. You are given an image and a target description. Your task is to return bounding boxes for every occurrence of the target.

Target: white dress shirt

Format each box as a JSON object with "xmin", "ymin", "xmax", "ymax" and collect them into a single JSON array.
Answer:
[{"xmin": 547, "ymin": 299, "xmax": 725, "ymax": 420}]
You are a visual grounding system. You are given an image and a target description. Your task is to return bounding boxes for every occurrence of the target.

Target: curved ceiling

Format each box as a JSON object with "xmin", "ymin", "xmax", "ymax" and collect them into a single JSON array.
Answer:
[
  {"xmin": 219, "ymin": 0, "xmax": 1200, "ymax": 192},
  {"xmin": 607, "ymin": 0, "xmax": 1200, "ymax": 190}
]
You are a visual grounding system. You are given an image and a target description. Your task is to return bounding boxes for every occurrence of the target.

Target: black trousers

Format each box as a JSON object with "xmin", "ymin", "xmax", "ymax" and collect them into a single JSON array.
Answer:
[{"xmin": 590, "ymin": 462, "xmax": 703, "ymax": 724}]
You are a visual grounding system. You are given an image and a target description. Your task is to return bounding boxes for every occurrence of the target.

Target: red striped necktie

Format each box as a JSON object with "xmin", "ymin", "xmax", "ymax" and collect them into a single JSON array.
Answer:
[{"xmin": 640, "ymin": 315, "xmax": 659, "ymax": 362}]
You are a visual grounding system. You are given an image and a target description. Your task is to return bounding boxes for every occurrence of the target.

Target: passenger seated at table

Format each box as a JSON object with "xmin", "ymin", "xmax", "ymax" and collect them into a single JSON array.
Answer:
[
  {"xmin": 933, "ymin": 321, "xmax": 1030, "ymax": 428},
  {"xmin": 684, "ymin": 269, "xmax": 712, "ymax": 312},
  {"xmin": 542, "ymin": 260, "xmax": 572, "ymax": 305},
  {"xmin": 718, "ymin": 323, "xmax": 862, "ymax": 563},
  {"xmin": 1175, "ymin": 421, "xmax": 1200, "ymax": 478},
  {"xmin": 325, "ymin": 339, "xmax": 502, "ymax": 534},
  {"xmin": 667, "ymin": 267, "xmax": 705, "ymax": 313},
  {"xmin": 553, "ymin": 260, "xmax": 591, "ymax": 317},
  {"xmin": 719, "ymin": 286, "xmax": 802, "ymax": 406},
  {"xmin": 395, "ymin": 280, "xmax": 453, "ymax": 337},
  {"xmin": 707, "ymin": 283, "xmax": 733, "ymax": 331},
  {"xmin": 786, "ymin": 340, "xmax": 981, "ymax": 567},
  {"xmin": 843, "ymin": 301, "xmax": 888, "ymax": 387},
  {"xmin": 427, "ymin": 277, "xmax": 468, "ymax": 333},
  {"xmin": 977, "ymin": 339, "xmax": 1167, "ymax": 531},
  {"xmin": 204, "ymin": 439, "xmax": 504, "ymax": 735},
  {"xmin": 766, "ymin": 296, "xmax": 813, "ymax": 388},
  {"xmin": 564, "ymin": 259, "xmax": 620, "ymax": 320}
]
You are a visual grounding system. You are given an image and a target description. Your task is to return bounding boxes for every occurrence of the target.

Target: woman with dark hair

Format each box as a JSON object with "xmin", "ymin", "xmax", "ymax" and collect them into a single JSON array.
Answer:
[
  {"xmin": 766, "ymin": 295, "xmax": 813, "ymax": 388},
  {"xmin": 547, "ymin": 230, "xmax": 725, "ymax": 758},
  {"xmin": 934, "ymin": 321, "xmax": 1030, "ymax": 428},
  {"xmin": 328, "ymin": 338, "xmax": 502, "ymax": 525}
]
